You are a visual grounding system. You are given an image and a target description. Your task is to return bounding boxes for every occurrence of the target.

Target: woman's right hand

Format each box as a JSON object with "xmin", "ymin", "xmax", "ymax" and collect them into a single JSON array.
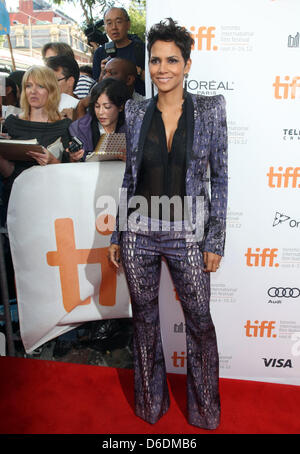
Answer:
[
  {"xmin": 108, "ymin": 244, "xmax": 120, "ymax": 268},
  {"xmin": 66, "ymin": 147, "xmax": 84, "ymax": 162}
]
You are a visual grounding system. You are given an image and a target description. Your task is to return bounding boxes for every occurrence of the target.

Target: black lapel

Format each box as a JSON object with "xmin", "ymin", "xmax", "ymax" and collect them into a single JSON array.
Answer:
[
  {"xmin": 136, "ymin": 96, "xmax": 157, "ymax": 175},
  {"xmin": 185, "ymin": 92, "xmax": 195, "ymax": 168}
]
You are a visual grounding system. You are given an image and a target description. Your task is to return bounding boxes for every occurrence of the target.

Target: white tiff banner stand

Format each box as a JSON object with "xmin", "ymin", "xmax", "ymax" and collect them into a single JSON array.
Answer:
[{"xmin": 7, "ymin": 0, "xmax": 300, "ymax": 386}]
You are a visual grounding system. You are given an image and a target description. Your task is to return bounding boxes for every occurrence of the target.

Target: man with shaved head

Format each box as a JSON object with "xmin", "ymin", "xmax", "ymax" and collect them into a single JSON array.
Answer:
[
  {"xmin": 76, "ymin": 57, "xmax": 144, "ymax": 118},
  {"xmin": 101, "ymin": 58, "xmax": 144, "ymax": 101}
]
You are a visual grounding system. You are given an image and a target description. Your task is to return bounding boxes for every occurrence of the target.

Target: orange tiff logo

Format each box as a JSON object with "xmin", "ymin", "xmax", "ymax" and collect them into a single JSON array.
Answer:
[
  {"xmin": 267, "ymin": 167, "xmax": 300, "ymax": 188},
  {"xmin": 273, "ymin": 76, "xmax": 300, "ymax": 99},
  {"xmin": 244, "ymin": 320, "xmax": 277, "ymax": 338},
  {"xmin": 171, "ymin": 351, "xmax": 187, "ymax": 368},
  {"xmin": 189, "ymin": 26, "xmax": 218, "ymax": 51},
  {"xmin": 46, "ymin": 218, "xmax": 116, "ymax": 313},
  {"xmin": 245, "ymin": 248, "xmax": 279, "ymax": 267}
]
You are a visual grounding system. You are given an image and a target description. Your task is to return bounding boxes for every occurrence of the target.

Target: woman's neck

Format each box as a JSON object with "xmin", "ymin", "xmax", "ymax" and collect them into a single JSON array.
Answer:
[
  {"xmin": 102, "ymin": 122, "xmax": 117, "ymax": 134},
  {"xmin": 157, "ymin": 88, "xmax": 185, "ymax": 112},
  {"xmin": 29, "ymin": 107, "xmax": 49, "ymax": 122}
]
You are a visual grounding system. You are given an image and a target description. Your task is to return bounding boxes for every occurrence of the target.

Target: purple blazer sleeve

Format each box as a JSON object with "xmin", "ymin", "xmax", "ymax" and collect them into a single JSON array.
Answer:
[
  {"xmin": 111, "ymin": 100, "xmax": 135, "ymax": 245},
  {"xmin": 203, "ymin": 95, "xmax": 228, "ymax": 256}
]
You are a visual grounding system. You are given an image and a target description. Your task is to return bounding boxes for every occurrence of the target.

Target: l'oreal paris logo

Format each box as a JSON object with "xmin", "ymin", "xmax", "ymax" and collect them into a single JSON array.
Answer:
[{"xmin": 187, "ymin": 79, "xmax": 234, "ymax": 93}]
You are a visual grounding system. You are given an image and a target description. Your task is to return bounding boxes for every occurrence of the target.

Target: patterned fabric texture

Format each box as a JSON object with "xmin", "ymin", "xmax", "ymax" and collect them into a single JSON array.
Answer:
[
  {"xmin": 111, "ymin": 92, "xmax": 228, "ymax": 257},
  {"xmin": 120, "ymin": 221, "xmax": 220, "ymax": 429},
  {"xmin": 111, "ymin": 92, "xmax": 228, "ymax": 429}
]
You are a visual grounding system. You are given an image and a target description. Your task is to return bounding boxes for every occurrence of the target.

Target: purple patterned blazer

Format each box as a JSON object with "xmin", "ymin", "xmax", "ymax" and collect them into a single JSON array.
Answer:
[{"xmin": 111, "ymin": 92, "xmax": 228, "ymax": 256}]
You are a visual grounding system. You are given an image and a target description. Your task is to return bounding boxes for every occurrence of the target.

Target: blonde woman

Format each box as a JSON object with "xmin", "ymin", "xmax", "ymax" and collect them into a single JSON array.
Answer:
[{"xmin": 0, "ymin": 66, "xmax": 82, "ymax": 215}]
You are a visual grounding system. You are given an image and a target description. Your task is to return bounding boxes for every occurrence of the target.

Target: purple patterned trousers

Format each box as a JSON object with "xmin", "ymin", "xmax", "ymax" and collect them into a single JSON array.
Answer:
[{"xmin": 120, "ymin": 218, "xmax": 220, "ymax": 430}]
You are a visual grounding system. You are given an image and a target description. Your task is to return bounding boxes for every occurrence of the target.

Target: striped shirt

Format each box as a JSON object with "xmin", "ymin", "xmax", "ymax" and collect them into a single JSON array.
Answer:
[{"xmin": 74, "ymin": 75, "xmax": 96, "ymax": 99}]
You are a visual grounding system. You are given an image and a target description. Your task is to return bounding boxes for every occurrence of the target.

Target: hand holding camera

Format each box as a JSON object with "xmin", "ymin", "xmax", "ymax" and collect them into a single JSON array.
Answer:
[{"xmin": 67, "ymin": 136, "xmax": 85, "ymax": 162}]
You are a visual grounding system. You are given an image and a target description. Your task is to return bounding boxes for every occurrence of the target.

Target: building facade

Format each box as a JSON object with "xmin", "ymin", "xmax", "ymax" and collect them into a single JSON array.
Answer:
[{"xmin": 5, "ymin": 0, "xmax": 91, "ymax": 68}]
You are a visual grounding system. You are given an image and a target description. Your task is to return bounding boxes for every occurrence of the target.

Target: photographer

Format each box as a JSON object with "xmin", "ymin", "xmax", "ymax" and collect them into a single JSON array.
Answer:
[{"xmin": 92, "ymin": 7, "xmax": 145, "ymax": 96}]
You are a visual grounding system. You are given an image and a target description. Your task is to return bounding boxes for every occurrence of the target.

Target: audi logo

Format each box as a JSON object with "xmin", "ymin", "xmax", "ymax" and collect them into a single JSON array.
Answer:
[{"xmin": 268, "ymin": 287, "xmax": 300, "ymax": 298}]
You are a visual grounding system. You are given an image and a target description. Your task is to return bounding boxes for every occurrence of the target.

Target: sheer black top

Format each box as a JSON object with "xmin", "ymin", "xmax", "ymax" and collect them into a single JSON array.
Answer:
[{"xmin": 132, "ymin": 99, "xmax": 187, "ymax": 221}]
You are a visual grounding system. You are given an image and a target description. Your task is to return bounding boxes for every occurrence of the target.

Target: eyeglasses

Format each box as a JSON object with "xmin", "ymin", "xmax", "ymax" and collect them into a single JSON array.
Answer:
[{"xmin": 104, "ymin": 19, "xmax": 128, "ymax": 27}]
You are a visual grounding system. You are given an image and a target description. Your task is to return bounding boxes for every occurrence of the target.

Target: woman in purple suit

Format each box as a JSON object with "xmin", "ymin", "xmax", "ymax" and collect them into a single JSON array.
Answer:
[{"xmin": 109, "ymin": 18, "xmax": 228, "ymax": 430}]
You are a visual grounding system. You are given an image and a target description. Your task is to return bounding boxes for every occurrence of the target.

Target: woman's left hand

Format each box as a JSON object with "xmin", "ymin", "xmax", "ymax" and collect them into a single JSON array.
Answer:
[
  {"xmin": 203, "ymin": 251, "xmax": 222, "ymax": 273},
  {"xmin": 26, "ymin": 147, "xmax": 53, "ymax": 166}
]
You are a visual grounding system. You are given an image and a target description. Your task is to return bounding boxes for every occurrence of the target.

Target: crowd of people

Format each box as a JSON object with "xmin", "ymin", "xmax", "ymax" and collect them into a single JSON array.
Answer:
[
  {"xmin": 1, "ymin": 6, "xmax": 146, "ymax": 207},
  {"xmin": 0, "ymin": 6, "xmax": 146, "ymax": 339},
  {"xmin": 0, "ymin": 6, "xmax": 146, "ymax": 186}
]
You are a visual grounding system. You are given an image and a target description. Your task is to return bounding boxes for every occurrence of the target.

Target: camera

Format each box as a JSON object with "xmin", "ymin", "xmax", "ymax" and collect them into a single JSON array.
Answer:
[
  {"xmin": 84, "ymin": 20, "xmax": 108, "ymax": 46},
  {"xmin": 104, "ymin": 41, "xmax": 117, "ymax": 56},
  {"xmin": 69, "ymin": 136, "xmax": 83, "ymax": 153}
]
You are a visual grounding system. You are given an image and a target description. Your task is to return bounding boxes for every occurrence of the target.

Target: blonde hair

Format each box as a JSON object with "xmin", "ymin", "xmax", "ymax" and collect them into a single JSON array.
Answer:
[{"xmin": 20, "ymin": 66, "xmax": 61, "ymax": 122}]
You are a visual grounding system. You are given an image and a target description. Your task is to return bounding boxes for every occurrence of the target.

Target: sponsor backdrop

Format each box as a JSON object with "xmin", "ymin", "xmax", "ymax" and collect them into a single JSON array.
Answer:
[
  {"xmin": 6, "ymin": 0, "xmax": 300, "ymax": 385},
  {"xmin": 148, "ymin": 0, "xmax": 300, "ymax": 385}
]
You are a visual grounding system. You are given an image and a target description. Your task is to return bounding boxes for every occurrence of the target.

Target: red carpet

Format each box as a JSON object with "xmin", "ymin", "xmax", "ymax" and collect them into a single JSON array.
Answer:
[{"xmin": 0, "ymin": 356, "xmax": 299, "ymax": 434}]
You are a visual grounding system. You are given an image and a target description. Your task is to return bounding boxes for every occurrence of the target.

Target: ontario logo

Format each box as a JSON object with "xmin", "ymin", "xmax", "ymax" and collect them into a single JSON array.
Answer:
[{"xmin": 273, "ymin": 212, "xmax": 300, "ymax": 228}]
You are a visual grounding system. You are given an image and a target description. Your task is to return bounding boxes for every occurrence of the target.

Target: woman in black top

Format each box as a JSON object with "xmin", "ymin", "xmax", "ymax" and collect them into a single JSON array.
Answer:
[{"xmin": 0, "ymin": 65, "xmax": 82, "ymax": 213}]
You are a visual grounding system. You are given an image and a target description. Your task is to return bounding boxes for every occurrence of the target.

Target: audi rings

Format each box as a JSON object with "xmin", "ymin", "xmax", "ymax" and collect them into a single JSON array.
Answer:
[{"xmin": 268, "ymin": 287, "xmax": 300, "ymax": 298}]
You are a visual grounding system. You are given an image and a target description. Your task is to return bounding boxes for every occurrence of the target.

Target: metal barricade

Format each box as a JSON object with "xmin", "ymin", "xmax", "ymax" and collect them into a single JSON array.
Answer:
[{"xmin": 0, "ymin": 227, "xmax": 15, "ymax": 356}]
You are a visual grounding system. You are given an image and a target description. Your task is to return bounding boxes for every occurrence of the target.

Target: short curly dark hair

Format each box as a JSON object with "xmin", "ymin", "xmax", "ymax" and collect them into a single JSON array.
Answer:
[
  {"xmin": 88, "ymin": 78, "xmax": 130, "ymax": 130},
  {"xmin": 147, "ymin": 18, "xmax": 194, "ymax": 63}
]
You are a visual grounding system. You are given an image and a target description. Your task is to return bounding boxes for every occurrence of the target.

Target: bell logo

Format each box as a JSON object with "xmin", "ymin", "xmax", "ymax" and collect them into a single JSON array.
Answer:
[
  {"xmin": 244, "ymin": 320, "xmax": 277, "ymax": 338},
  {"xmin": 189, "ymin": 26, "xmax": 218, "ymax": 51},
  {"xmin": 245, "ymin": 248, "xmax": 279, "ymax": 267},
  {"xmin": 174, "ymin": 322, "xmax": 186, "ymax": 333},
  {"xmin": 267, "ymin": 167, "xmax": 300, "ymax": 188},
  {"xmin": 273, "ymin": 76, "xmax": 300, "ymax": 99}
]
